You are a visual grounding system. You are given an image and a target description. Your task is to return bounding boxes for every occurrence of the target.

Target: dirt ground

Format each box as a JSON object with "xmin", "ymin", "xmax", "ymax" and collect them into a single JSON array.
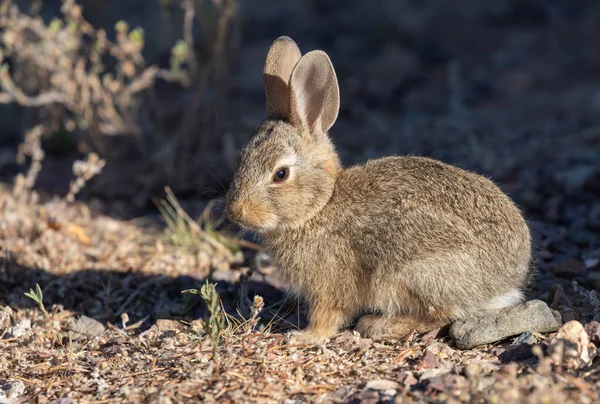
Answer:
[{"xmin": 1, "ymin": 0, "xmax": 600, "ymax": 402}]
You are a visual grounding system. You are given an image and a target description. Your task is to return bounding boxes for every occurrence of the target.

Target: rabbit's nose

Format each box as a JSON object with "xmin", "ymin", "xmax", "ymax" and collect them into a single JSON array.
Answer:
[{"xmin": 227, "ymin": 202, "xmax": 245, "ymax": 223}]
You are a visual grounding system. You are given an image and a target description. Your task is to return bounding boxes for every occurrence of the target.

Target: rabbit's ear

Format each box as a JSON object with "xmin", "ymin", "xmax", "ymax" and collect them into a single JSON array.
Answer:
[
  {"xmin": 264, "ymin": 36, "xmax": 302, "ymax": 120},
  {"xmin": 289, "ymin": 50, "xmax": 340, "ymax": 135}
]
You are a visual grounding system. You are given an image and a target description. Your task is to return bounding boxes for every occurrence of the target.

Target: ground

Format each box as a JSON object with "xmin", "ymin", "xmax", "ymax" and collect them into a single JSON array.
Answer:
[
  {"xmin": 1, "ymin": 184, "xmax": 599, "ymax": 402},
  {"xmin": 1, "ymin": 0, "xmax": 600, "ymax": 402}
]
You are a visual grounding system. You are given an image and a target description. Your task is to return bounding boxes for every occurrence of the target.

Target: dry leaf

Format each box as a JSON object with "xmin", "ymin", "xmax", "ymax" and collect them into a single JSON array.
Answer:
[{"xmin": 67, "ymin": 223, "xmax": 91, "ymax": 245}]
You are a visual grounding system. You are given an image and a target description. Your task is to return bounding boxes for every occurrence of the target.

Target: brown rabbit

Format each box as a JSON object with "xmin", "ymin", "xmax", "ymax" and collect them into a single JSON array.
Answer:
[{"xmin": 226, "ymin": 36, "xmax": 532, "ymax": 343}]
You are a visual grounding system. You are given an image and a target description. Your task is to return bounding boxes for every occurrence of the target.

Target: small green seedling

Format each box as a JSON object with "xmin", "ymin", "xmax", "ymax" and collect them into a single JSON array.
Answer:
[
  {"xmin": 24, "ymin": 283, "xmax": 49, "ymax": 319},
  {"xmin": 183, "ymin": 281, "xmax": 226, "ymax": 361}
]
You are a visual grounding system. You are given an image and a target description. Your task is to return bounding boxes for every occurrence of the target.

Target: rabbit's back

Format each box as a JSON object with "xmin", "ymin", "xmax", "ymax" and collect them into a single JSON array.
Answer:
[
  {"xmin": 329, "ymin": 155, "xmax": 529, "ymax": 252},
  {"xmin": 296, "ymin": 156, "xmax": 532, "ymax": 320}
]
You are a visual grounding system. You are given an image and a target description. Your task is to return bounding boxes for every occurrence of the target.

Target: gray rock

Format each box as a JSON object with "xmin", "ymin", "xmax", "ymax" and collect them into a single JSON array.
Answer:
[
  {"xmin": 512, "ymin": 330, "xmax": 537, "ymax": 345},
  {"xmin": 68, "ymin": 315, "xmax": 105, "ymax": 339},
  {"xmin": 450, "ymin": 300, "xmax": 563, "ymax": 349}
]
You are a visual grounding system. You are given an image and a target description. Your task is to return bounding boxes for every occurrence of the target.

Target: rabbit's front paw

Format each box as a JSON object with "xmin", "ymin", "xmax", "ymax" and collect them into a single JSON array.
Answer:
[{"xmin": 285, "ymin": 328, "xmax": 329, "ymax": 345}]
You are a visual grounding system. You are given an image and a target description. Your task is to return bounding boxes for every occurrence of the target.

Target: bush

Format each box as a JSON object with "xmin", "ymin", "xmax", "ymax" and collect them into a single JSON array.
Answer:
[{"xmin": 0, "ymin": 0, "xmax": 239, "ymax": 204}]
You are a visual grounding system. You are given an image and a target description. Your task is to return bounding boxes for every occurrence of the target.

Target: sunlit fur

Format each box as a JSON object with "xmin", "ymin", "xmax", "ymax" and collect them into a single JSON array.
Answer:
[
  {"xmin": 226, "ymin": 37, "xmax": 532, "ymax": 343},
  {"xmin": 227, "ymin": 125, "xmax": 532, "ymax": 343}
]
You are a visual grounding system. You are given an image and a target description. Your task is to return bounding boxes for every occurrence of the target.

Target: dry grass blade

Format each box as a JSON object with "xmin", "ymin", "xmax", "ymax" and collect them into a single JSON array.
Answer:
[{"xmin": 156, "ymin": 186, "xmax": 238, "ymax": 261}]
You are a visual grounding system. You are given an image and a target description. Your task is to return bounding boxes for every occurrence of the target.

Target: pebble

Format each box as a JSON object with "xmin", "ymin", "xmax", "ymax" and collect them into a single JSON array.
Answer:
[
  {"xmin": 584, "ymin": 321, "xmax": 600, "ymax": 345},
  {"xmin": 5, "ymin": 319, "xmax": 31, "ymax": 339},
  {"xmin": 68, "ymin": 315, "xmax": 105, "ymax": 339},
  {"xmin": 549, "ymin": 320, "xmax": 596, "ymax": 369},
  {"xmin": 364, "ymin": 379, "xmax": 400, "ymax": 391},
  {"xmin": 0, "ymin": 380, "xmax": 26, "ymax": 402}
]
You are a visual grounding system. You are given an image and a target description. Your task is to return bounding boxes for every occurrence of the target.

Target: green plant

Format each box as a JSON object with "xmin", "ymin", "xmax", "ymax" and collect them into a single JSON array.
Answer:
[
  {"xmin": 183, "ymin": 281, "xmax": 226, "ymax": 362},
  {"xmin": 24, "ymin": 283, "xmax": 49, "ymax": 319},
  {"xmin": 24, "ymin": 283, "xmax": 67, "ymax": 350}
]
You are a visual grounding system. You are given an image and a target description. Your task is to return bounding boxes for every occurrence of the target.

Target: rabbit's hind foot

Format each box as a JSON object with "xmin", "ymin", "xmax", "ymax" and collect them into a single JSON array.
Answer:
[{"xmin": 355, "ymin": 314, "xmax": 447, "ymax": 340}]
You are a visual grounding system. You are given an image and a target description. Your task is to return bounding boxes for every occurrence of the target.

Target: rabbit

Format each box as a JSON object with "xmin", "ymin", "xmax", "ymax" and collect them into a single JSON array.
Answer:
[{"xmin": 226, "ymin": 36, "xmax": 532, "ymax": 344}]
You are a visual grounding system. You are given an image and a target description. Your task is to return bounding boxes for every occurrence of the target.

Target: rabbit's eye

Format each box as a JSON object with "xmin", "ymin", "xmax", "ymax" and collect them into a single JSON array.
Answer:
[{"xmin": 273, "ymin": 167, "xmax": 289, "ymax": 183}]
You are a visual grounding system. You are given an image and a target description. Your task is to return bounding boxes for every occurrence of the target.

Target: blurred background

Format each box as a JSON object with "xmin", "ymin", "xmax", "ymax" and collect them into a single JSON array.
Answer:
[{"xmin": 1, "ymin": 0, "xmax": 599, "ymax": 222}]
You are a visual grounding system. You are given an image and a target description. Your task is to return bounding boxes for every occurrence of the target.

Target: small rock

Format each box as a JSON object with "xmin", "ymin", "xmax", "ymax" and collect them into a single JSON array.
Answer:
[
  {"xmin": 68, "ymin": 315, "xmax": 105, "ymax": 339},
  {"xmin": 555, "ymin": 306, "xmax": 579, "ymax": 323},
  {"xmin": 450, "ymin": 300, "xmax": 562, "ymax": 349},
  {"xmin": 549, "ymin": 320, "xmax": 596, "ymax": 369},
  {"xmin": 155, "ymin": 319, "xmax": 184, "ymax": 332},
  {"xmin": 425, "ymin": 341, "xmax": 454, "ymax": 357},
  {"xmin": 5, "ymin": 319, "xmax": 31, "ymax": 339},
  {"xmin": 512, "ymin": 331, "xmax": 537, "ymax": 345},
  {"xmin": 420, "ymin": 327, "xmax": 443, "ymax": 344},
  {"xmin": 584, "ymin": 321, "xmax": 600, "ymax": 345},
  {"xmin": 364, "ymin": 379, "xmax": 400, "ymax": 391},
  {"xmin": 549, "ymin": 284, "xmax": 578, "ymax": 322},
  {"xmin": 419, "ymin": 367, "xmax": 452, "ymax": 381},
  {"xmin": 0, "ymin": 380, "xmax": 26, "ymax": 401},
  {"xmin": 382, "ymin": 389, "xmax": 396, "ymax": 397},
  {"xmin": 551, "ymin": 258, "xmax": 586, "ymax": 277},
  {"xmin": 417, "ymin": 349, "xmax": 440, "ymax": 370},
  {"xmin": 397, "ymin": 371, "xmax": 418, "ymax": 387},
  {"xmin": 332, "ymin": 330, "xmax": 372, "ymax": 351},
  {"xmin": 584, "ymin": 258, "xmax": 599, "ymax": 269},
  {"xmin": 549, "ymin": 284, "xmax": 573, "ymax": 309}
]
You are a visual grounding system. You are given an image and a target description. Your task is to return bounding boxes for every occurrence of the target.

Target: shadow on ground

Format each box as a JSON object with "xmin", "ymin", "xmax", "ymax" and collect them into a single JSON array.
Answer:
[{"xmin": 0, "ymin": 259, "xmax": 304, "ymax": 333}]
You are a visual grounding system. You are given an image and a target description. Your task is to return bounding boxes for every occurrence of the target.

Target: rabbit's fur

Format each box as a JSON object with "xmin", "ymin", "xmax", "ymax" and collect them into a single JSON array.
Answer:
[{"xmin": 226, "ymin": 37, "xmax": 532, "ymax": 343}]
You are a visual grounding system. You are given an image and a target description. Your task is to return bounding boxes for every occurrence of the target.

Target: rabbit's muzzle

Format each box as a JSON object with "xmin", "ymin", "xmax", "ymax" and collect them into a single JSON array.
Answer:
[
  {"xmin": 226, "ymin": 200, "xmax": 245, "ymax": 225},
  {"xmin": 226, "ymin": 194, "xmax": 275, "ymax": 230}
]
